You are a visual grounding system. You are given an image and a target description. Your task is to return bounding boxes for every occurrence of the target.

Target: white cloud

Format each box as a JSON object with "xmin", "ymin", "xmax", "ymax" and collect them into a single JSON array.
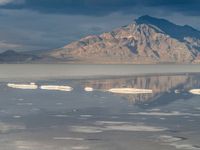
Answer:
[
  {"xmin": 0, "ymin": 0, "xmax": 14, "ymax": 5},
  {"xmin": 0, "ymin": 0, "xmax": 24, "ymax": 5},
  {"xmin": 0, "ymin": 41, "xmax": 22, "ymax": 49}
]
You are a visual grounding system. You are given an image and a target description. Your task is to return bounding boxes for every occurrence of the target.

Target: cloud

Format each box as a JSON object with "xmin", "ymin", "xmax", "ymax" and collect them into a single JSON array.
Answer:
[
  {"xmin": 0, "ymin": 9, "xmax": 139, "ymax": 52},
  {"xmin": 0, "ymin": 41, "xmax": 22, "ymax": 50},
  {"xmin": 0, "ymin": 0, "xmax": 14, "ymax": 5},
  {"xmin": 0, "ymin": 0, "xmax": 200, "ymax": 16},
  {"xmin": 0, "ymin": 0, "xmax": 24, "ymax": 5},
  {"xmin": 0, "ymin": 1, "xmax": 200, "ymax": 52}
]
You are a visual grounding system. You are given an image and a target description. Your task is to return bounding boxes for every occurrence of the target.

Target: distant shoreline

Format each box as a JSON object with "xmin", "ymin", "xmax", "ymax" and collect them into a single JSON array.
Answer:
[{"xmin": 0, "ymin": 64, "xmax": 200, "ymax": 82}]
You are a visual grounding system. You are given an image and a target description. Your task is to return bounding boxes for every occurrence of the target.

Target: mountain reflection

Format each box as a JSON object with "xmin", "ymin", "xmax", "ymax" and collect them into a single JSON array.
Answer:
[{"xmin": 81, "ymin": 74, "xmax": 200, "ymax": 104}]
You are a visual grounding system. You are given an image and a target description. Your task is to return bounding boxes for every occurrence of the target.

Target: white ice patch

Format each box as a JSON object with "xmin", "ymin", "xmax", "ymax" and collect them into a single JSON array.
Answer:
[
  {"xmin": 70, "ymin": 121, "xmax": 167, "ymax": 133},
  {"xmin": 52, "ymin": 114, "xmax": 68, "ymax": 118},
  {"xmin": 53, "ymin": 137, "xmax": 84, "ymax": 141},
  {"xmin": 129, "ymin": 111, "xmax": 200, "ymax": 117},
  {"xmin": 95, "ymin": 121, "xmax": 130, "ymax": 125},
  {"xmin": 40, "ymin": 85, "xmax": 73, "ymax": 92},
  {"xmin": 158, "ymin": 135, "xmax": 200, "ymax": 150},
  {"xmin": 175, "ymin": 89, "xmax": 181, "ymax": 94},
  {"xmin": 105, "ymin": 124, "xmax": 167, "ymax": 132},
  {"xmin": 189, "ymin": 89, "xmax": 200, "ymax": 95},
  {"xmin": 13, "ymin": 115, "xmax": 22, "ymax": 119},
  {"xmin": 70, "ymin": 126, "xmax": 104, "ymax": 133},
  {"xmin": 7, "ymin": 83, "xmax": 38, "ymax": 90},
  {"xmin": 14, "ymin": 140, "xmax": 54, "ymax": 150},
  {"xmin": 107, "ymin": 88, "xmax": 153, "ymax": 94},
  {"xmin": 84, "ymin": 87, "xmax": 94, "ymax": 92},
  {"xmin": 159, "ymin": 135, "xmax": 183, "ymax": 143},
  {"xmin": 80, "ymin": 115, "xmax": 93, "ymax": 118},
  {"xmin": 148, "ymin": 108, "xmax": 161, "ymax": 112},
  {"xmin": 72, "ymin": 146, "xmax": 90, "ymax": 150},
  {"xmin": 169, "ymin": 143, "xmax": 200, "ymax": 150}
]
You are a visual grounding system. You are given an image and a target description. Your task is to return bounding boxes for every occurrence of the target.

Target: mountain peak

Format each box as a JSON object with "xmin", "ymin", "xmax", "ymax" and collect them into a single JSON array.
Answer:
[
  {"xmin": 136, "ymin": 15, "xmax": 168, "ymax": 23},
  {"xmin": 48, "ymin": 15, "xmax": 200, "ymax": 64},
  {"xmin": 1, "ymin": 50, "xmax": 18, "ymax": 56},
  {"xmin": 135, "ymin": 15, "xmax": 200, "ymax": 40},
  {"xmin": 136, "ymin": 15, "xmax": 156, "ymax": 21}
]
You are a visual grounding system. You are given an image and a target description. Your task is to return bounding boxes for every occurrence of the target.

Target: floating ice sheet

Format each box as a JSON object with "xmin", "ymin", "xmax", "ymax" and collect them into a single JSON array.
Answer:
[
  {"xmin": 129, "ymin": 111, "xmax": 200, "ymax": 117},
  {"xmin": 40, "ymin": 85, "xmax": 73, "ymax": 91},
  {"xmin": 189, "ymin": 89, "xmax": 200, "ymax": 95},
  {"xmin": 107, "ymin": 88, "xmax": 153, "ymax": 94},
  {"xmin": 7, "ymin": 83, "xmax": 38, "ymax": 90}
]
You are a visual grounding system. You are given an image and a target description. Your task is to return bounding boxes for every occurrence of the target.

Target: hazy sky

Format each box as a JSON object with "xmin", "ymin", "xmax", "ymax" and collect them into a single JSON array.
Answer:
[{"xmin": 0, "ymin": 0, "xmax": 200, "ymax": 52}]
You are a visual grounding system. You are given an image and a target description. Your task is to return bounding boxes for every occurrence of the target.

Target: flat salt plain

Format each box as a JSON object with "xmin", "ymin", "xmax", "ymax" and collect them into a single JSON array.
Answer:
[
  {"xmin": 0, "ymin": 64, "xmax": 200, "ymax": 81},
  {"xmin": 0, "ymin": 65, "xmax": 200, "ymax": 150}
]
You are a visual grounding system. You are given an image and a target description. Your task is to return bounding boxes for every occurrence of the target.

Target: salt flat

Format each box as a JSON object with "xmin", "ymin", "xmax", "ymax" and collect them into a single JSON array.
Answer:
[{"xmin": 0, "ymin": 64, "xmax": 200, "ymax": 81}]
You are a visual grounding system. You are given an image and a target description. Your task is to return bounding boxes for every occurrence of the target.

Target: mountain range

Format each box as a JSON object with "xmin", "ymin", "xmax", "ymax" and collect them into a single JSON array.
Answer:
[
  {"xmin": 1, "ymin": 15, "xmax": 200, "ymax": 64},
  {"xmin": 0, "ymin": 50, "xmax": 40, "ymax": 63}
]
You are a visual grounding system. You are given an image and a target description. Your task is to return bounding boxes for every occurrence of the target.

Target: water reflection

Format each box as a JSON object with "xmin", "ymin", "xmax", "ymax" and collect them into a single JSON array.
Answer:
[
  {"xmin": 1, "ymin": 73, "xmax": 200, "ymax": 150},
  {"xmin": 81, "ymin": 74, "xmax": 200, "ymax": 104},
  {"xmin": 5, "ymin": 74, "xmax": 200, "ymax": 106}
]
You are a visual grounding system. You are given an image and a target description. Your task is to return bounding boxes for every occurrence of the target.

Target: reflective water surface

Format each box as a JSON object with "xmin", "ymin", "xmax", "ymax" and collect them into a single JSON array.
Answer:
[{"xmin": 0, "ymin": 73, "xmax": 200, "ymax": 150}]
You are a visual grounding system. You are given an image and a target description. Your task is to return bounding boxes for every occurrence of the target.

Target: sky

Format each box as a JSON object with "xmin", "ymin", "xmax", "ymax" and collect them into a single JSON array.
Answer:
[{"xmin": 0, "ymin": 0, "xmax": 200, "ymax": 52}]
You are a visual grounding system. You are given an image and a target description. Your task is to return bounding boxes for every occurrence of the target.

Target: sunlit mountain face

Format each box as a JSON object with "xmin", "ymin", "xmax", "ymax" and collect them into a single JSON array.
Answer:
[{"xmin": 47, "ymin": 15, "xmax": 200, "ymax": 64}]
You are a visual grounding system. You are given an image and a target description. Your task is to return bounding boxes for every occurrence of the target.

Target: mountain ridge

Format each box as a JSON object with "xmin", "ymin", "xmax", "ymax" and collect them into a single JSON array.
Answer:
[
  {"xmin": 47, "ymin": 15, "xmax": 200, "ymax": 64},
  {"xmin": 0, "ymin": 50, "xmax": 40, "ymax": 63},
  {"xmin": 1, "ymin": 15, "xmax": 200, "ymax": 64},
  {"xmin": 135, "ymin": 15, "xmax": 200, "ymax": 41}
]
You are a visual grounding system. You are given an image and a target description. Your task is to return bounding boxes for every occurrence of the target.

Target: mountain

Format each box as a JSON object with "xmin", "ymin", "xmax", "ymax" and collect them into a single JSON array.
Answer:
[
  {"xmin": 1, "ymin": 16, "xmax": 200, "ymax": 64},
  {"xmin": 135, "ymin": 15, "xmax": 200, "ymax": 41},
  {"xmin": 47, "ymin": 15, "xmax": 200, "ymax": 64},
  {"xmin": 0, "ymin": 50, "xmax": 40, "ymax": 63}
]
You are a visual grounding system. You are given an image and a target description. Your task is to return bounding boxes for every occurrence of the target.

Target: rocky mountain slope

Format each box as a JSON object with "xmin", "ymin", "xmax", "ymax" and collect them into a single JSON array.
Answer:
[
  {"xmin": 0, "ymin": 50, "xmax": 40, "ymax": 63},
  {"xmin": 48, "ymin": 15, "xmax": 200, "ymax": 64}
]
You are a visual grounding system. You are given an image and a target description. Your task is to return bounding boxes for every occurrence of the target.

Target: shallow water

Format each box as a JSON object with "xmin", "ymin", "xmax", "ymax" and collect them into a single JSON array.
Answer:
[{"xmin": 0, "ymin": 66, "xmax": 200, "ymax": 150}]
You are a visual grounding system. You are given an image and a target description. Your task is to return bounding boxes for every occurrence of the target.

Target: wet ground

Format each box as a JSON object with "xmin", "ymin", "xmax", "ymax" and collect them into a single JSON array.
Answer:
[{"xmin": 0, "ymin": 73, "xmax": 200, "ymax": 150}]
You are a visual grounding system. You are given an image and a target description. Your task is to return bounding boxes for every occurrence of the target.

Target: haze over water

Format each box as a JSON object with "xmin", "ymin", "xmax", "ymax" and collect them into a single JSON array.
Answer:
[
  {"xmin": 0, "ymin": 64, "xmax": 200, "ymax": 81},
  {"xmin": 0, "ymin": 64, "xmax": 200, "ymax": 150}
]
